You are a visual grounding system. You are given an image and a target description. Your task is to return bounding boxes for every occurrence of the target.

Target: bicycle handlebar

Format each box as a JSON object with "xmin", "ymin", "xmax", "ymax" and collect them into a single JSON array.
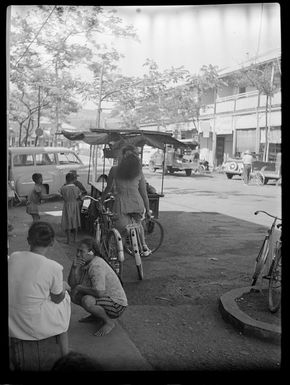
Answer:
[
  {"xmin": 83, "ymin": 195, "xmax": 114, "ymax": 204},
  {"xmin": 254, "ymin": 210, "xmax": 281, "ymax": 221}
]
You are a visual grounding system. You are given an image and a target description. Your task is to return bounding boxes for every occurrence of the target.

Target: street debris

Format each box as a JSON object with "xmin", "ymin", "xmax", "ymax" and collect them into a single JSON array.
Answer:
[{"xmin": 155, "ymin": 296, "xmax": 171, "ymax": 301}]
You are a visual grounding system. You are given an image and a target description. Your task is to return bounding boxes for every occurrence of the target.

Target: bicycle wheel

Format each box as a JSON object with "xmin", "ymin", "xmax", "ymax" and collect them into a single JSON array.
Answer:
[
  {"xmin": 251, "ymin": 237, "xmax": 269, "ymax": 286},
  {"xmin": 143, "ymin": 218, "xmax": 164, "ymax": 254},
  {"xmin": 107, "ymin": 231, "xmax": 124, "ymax": 279},
  {"xmin": 252, "ymin": 171, "xmax": 264, "ymax": 186},
  {"xmin": 130, "ymin": 227, "xmax": 144, "ymax": 280},
  {"xmin": 268, "ymin": 249, "xmax": 281, "ymax": 313}
]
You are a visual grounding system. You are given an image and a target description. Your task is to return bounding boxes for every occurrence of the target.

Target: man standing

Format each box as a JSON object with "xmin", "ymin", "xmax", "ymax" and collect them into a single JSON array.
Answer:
[
  {"xmin": 242, "ymin": 150, "xmax": 253, "ymax": 184},
  {"xmin": 69, "ymin": 170, "xmax": 87, "ymax": 210}
]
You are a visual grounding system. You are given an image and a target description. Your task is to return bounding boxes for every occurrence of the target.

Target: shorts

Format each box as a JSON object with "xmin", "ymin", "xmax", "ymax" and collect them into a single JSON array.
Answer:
[{"xmin": 96, "ymin": 296, "xmax": 127, "ymax": 319}]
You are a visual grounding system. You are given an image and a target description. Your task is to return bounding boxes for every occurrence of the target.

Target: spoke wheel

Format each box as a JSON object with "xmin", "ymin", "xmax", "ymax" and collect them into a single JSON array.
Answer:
[
  {"xmin": 107, "ymin": 231, "xmax": 123, "ymax": 279},
  {"xmin": 251, "ymin": 237, "xmax": 269, "ymax": 286},
  {"xmin": 268, "ymin": 251, "xmax": 281, "ymax": 313},
  {"xmin": 252, "ymin": 171, "xmax": 265, "ymax": 185},
  {"xmin": 143, "ymin": 218, "xmax": 164, "ymax": 254}
]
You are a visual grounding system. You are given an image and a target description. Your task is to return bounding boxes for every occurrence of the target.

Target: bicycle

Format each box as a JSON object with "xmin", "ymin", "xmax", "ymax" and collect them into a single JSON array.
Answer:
[
  {"xmin": 82, "ymin": 195, "xmax": 125, "ymax": 279},
  {"xmin": 83, "ymin": 194, "xmax": 164, "ymax": 280},
  {"xmin": 251, "ymin": 210, "xmax": 281, "ymax": 287},
  {"xmin": 268, "ymin": 223, "xmax": 281, "ymax": 313},
  {"xmin": 123, "ymin": 211, "xmax": 164, "ymax": 280}
]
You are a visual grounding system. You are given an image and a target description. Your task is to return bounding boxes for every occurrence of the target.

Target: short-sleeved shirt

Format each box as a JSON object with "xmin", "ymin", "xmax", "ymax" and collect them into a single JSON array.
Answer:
[
  {"xmin": 8, "ymin": 251, "xmax": 71, "ymax": 340},
  {"xmin": 242, "ymin": 154, "xmax": 253, "ymax": 165},
  {"xmin": 81, "ymin": 257, "xmax": 127, "ymax": 307}
]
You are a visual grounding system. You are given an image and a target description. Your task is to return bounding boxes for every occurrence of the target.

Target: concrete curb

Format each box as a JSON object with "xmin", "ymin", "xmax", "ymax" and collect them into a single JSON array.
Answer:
[{"xmin": 219, "ymin": 286, "xmax": 281, "ymax": 343}]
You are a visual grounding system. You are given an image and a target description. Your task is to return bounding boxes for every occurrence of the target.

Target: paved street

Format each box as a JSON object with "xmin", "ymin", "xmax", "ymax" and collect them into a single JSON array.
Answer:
[{"xmin": 8, "ymin": 170, "xmax": 281, "ymax": 370}]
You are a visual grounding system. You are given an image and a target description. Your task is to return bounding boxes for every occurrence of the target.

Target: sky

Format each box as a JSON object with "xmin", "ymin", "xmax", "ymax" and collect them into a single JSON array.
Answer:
[
  {"xmin": 110, "ymin": 4, "xmax": 281, "ymax": 76},
  {"xmin": 11, "ymin": 4, "xmax": 281, "ymax": 110}
]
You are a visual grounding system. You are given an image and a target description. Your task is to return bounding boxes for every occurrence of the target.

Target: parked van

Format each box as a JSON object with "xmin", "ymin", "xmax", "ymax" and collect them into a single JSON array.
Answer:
[{"xmin": 8, "ymin": 147, "xmax": 90, "ymax": 198}]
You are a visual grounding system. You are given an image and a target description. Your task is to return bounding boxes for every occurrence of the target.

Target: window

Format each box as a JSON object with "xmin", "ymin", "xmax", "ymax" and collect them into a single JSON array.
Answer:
[
  {"xmin": 239, "ymin": 87, "xmax": 246, "ymax": 94},
  {"xmin": 13, "ymin": 154, "xmax": 34, "ymax": 167},
  {"xmin": 35, "ymin": 153, "xmax": 56, "ymax": 165},
  {"xmin": 57, "ymin": 152, "xmax": 81, "ymax": 165}
]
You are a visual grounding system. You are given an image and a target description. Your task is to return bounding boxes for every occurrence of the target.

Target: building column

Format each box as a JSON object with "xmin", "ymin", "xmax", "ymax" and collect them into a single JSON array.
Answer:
[
  {"xmin": 255, "ymin": 92, "xmax": 261, "ymax": 155},
  {"xmin": 232, "ymin": 96, "xmax": 237, "ymax": 156},
  {"xmin": 211, "ymin": 88, "xmax": 217, "ymax": 168}
]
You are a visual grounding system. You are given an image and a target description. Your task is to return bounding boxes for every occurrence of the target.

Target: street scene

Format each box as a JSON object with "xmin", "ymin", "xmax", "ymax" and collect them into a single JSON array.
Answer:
[{"xmin": 7, "ymin": 4, "xmax": 281, "ymax": 374}]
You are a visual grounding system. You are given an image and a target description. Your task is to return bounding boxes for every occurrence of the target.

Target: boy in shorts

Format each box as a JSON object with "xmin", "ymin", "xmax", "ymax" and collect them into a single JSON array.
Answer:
[{"xmin": 68, "ymin": 238, "xmax": 127, "ymax": 336}]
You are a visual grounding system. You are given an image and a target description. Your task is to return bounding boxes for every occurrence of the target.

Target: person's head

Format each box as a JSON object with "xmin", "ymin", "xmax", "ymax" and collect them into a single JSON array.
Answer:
[
  {"xmin": 77, "ymin": 238, "xmax": 101, "ymax": 263},
  {"xmin": 51, "ymin": 351, "xmax": 103, "ymax": 371},
  {"xmin": 121, "ymin": 144, "xmax": 139, "ymax": 159},
  {"xmin": 27, "ymin": 221, "xmax": 55, "ymax": 249},
  {"xmin": 66, "ymin": 172, "xmax": 75, "ymax": 184},
  {"xmin": 69, "ymin": 170, "xmax": 79, "ymax": 180},
  {"xmin": 32, "ymin": 173, "xmax": 43, "ymax": 184},
  {"xmin": 116, "ymin": 147, "xmax": 141, "ymax": 181}
]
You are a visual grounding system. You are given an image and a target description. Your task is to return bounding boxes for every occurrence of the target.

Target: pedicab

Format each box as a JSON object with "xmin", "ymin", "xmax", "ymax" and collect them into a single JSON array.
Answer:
[{"xmin": 60, "ymin": 128, "xmax": 188, "ymax": 234}]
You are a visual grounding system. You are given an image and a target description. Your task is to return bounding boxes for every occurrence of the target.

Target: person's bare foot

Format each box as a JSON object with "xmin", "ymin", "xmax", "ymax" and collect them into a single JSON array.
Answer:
[
  {"xmin": 94, "ymin": 321, "xmax": 115, "ymax": 336},
  {"xmin": 79, "ymin": 315, "xmax": 97, "ymax": 323}
]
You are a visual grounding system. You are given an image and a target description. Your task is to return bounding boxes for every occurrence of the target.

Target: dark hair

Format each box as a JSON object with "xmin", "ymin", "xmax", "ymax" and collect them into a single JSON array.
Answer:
[
  {"xmin": 79, "ymin": 238, "xmax": 101, "ymax": 256},
  {"xmin": 116, "ymin": 152, "xmax": 141, "ymax": 180},
  {"xmin": 66, "ymin": 172, "xmax": 75, "ymax": 183},
  {"xmin": 27, "ymin": 221, "xmax": 55, "ymax": 247},
  {"xmin": 121, "ymin": 144, "xmax": 139, "ymax": 157},
  {"xmin": 32, "ymin": 173, "xmax": 42, "ymax": 183},
  {"xmin": 51, "ymin": 351, "xmax": 103, "ymax": 371},
  {"xmin": 78, "ymin": 238, "xmax": 123, "ymax": 286}
]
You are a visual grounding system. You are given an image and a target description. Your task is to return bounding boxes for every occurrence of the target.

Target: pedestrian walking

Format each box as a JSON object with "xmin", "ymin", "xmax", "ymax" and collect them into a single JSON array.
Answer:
[
  {"xmin": 242, "ymin": 150, "xmax": 253, "ymax": 184},
  {"xmin": 60, "ymin": 172, "xmax": 82, "ymax": 244},
  {"xmin": 68, "ymin": 238, "xmax": 127, "ymax": 337},
  {"xmin": 8, "ymin": 221, "xmax": 71, "ymax": 370},
  {"xmin": 26, "ymin": 173, "xmax": 59, "ymax": 222}
]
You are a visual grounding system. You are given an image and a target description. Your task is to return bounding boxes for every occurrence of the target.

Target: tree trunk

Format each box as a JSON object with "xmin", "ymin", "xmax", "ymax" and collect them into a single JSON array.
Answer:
[
  {"xmin": 18, "ymin": 122, "xmax": 23, "ymax": 147},
  {"xmin": 263, "ymin": 94, "xmax": 269, "ymax": 162},
  {"xmin": 24, "ymin": 117, "xmax": 32, "ymax": 146}
]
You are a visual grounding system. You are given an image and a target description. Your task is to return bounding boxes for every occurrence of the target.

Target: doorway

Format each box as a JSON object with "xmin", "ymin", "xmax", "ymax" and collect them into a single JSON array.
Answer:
[{"xmin": 216, "ymin": 136, "xmax": 225, "ymax": 166}]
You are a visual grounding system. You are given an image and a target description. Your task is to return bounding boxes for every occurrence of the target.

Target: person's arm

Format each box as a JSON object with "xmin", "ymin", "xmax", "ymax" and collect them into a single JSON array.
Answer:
[
  {"xmin": 101, "ymin": 167, "xmax": 115, "ymax": 203},
  {"xmin": 50, "ymin": 265, "xmax": 70, "ymax": 304},
  {"xmin": 73, "ymin": 284, "xmax": 105, "ymax": 298},
  {"xmin": 138, "ymin": 172, "xmax": 151, "ymax": 216},
  {"xmin": 67, "ymin": 259, "xmax": 83, "ymax": 289}
]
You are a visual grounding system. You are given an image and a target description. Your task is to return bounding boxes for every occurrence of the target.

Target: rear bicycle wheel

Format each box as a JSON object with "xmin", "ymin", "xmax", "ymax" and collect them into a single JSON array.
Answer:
[
  {"xmin": 143, "ymin": 218, "xmax": 164, "ymax": 254},
  {"xmin": 268, "ymin": 250, "xmax": 281, "ymax": 313},
  {"xmin": 107, "ymin": 231, "xmax": 124, "ymax": 279},
  {"xmin": 251, "ymin": 237, "xmax": 269, "ymax": 286}
]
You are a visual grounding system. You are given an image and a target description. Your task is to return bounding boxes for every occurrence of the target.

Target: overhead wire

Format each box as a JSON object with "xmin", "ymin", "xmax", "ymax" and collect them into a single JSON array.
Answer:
[{"xmin": 14, "ymin": 5, "xmax": 57, "ymax": 67}]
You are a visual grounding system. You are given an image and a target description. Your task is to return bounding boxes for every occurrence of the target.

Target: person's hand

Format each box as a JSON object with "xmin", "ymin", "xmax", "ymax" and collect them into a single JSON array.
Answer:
[
  {"xmin": 146, "ymin": 209, "xmax": 152, "ymax": 219},
  {"xmin": 63, "ymin": 281, "xmax": 71, "ymax": 292}
]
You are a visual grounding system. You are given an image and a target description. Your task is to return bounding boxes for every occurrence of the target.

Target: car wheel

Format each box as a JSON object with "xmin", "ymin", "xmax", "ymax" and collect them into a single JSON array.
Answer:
[
  {"xmin": 226, "ymin": 173, "xmax": 233, "ymax": 179},
  {"xmin": 185, "ymin": 169, "xmax": 192, "ymax": 176},
  {"xmin": 167, "ymin": 166, "xmax": 174, "ymax": 174},
  {"xmin": 228, "ymin": 162, "xmax": 238, "ymax": 171}
]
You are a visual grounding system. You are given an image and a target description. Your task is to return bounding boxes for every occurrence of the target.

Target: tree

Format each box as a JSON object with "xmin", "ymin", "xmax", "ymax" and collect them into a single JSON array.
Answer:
[
  {"xmin": 9, "ymin": 5, "xmax": 139, "ymax": 143},
  {"xmin": 109, "ymin": 61, "xmax": 226, "ymax": 132}
]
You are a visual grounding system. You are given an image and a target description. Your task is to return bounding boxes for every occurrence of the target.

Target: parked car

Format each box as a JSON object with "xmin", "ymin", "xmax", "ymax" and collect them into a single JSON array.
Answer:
[
  {"xmin": 8, "ymin": 147, "xmax": 90, "ymax": 198},
  {"xmin": 223, "ymin": 157, "xmax": 244, "ymax": 179}
]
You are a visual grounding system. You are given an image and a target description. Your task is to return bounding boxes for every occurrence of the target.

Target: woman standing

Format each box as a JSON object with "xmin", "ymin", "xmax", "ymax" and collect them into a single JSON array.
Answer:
[
  {"xmin": 101, "ymin": 145, "xmax": 152, "ymax": 256},
  {"xmin": 8, "ymin": 221, "xmax": 71, "ymax": 370},
  {"xmin": 60, "ymin": 172, "xmax": 82, "ymax": 244}
]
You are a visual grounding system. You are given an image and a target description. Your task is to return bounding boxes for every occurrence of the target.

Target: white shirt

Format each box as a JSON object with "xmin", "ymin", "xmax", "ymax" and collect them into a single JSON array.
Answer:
[{"xmin": 8, "ymin": 251, "xmax": 71, "ymax": 340}]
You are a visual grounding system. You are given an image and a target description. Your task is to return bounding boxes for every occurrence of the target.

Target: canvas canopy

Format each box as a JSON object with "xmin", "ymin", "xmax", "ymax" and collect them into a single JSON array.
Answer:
[{"xmin": 60, "ymin": 128, "xmax": 188, "ymax": 150}]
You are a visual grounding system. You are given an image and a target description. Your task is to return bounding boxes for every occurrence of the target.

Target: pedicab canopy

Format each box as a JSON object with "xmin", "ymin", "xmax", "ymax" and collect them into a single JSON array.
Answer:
[{"xmin": 60, "ymin": 128, "xmax": 189, "ymax": 196}]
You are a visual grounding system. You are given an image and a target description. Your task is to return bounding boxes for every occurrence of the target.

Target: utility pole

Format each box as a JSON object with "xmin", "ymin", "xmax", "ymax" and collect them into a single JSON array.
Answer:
[
  {"xmin": 7, "ymin": 6, "xmax": 11, "ymax": 146},
  {"xmin": 265, "ymin": 62, "xmax": 275, "ymax": 162}
]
